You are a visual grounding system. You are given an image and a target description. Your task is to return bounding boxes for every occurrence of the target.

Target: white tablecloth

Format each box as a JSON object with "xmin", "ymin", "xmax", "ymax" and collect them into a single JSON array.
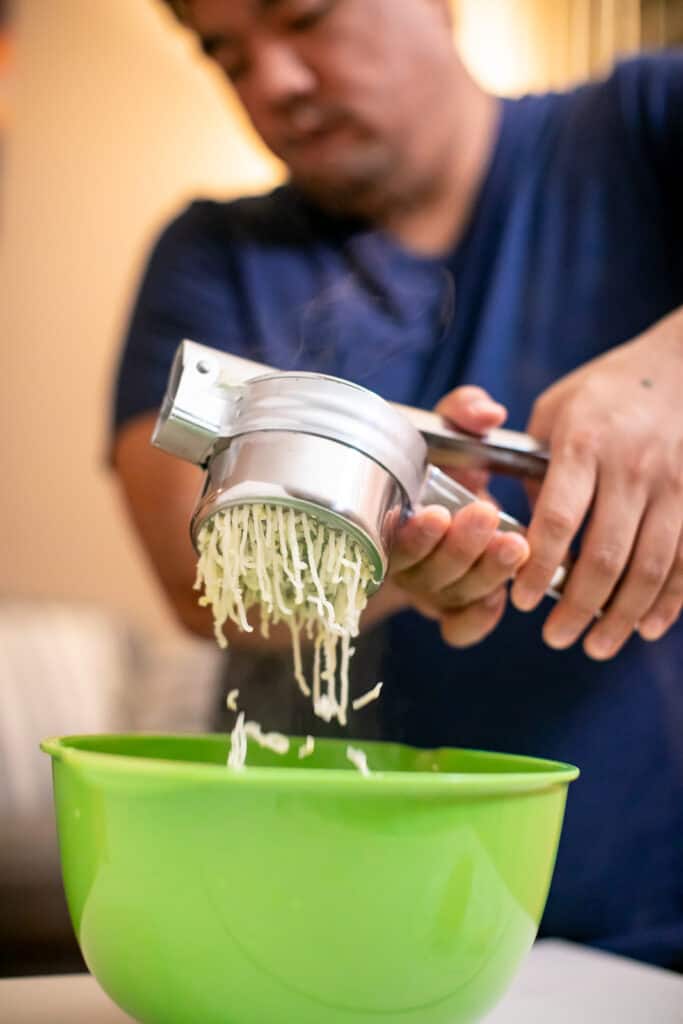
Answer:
[{"xmin": 3, "ymin": 940, "xmax": 682, "ymax": 1023}]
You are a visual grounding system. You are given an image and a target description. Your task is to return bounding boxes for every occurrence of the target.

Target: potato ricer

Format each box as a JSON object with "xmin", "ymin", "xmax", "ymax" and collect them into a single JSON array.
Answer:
[{"xmin": 152, "ymin": 340, "xmax": 566, "ymax": 597}]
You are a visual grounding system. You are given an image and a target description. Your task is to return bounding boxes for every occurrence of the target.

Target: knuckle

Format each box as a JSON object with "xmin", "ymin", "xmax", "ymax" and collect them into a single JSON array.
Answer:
[
  {"xmin": 633, "ymin": 555, "xmax": 669, "ymax": 590},
  {"xmin": 667, "ymin": 471, "xmax": 683, "ymax": 497},
  {"xmin": 392, "ymin": 568, "xmax": 425, "ymax": 596},
  {"xmin": 537, "ymin": 506, "xmax": 576, "ymax": 542},
  {"xmin": 586, "ymin": 544, "xmax": 624, "ymax": 580},
  {"xmin": 392, "ymin": 551, "xmax": 438, "ymax": 589},
  {"xmin": 438, "ymin": 584, "xmax": 468, "ymax": 610},
  {"xmin": 623, "ymin": 458, "xmax": 646, "ymax": 489},
  {"xmin": 555, "ymin": 426, "xmax": 601, "ymax": 464},
  {"xmin": 390, "ymin": 567, "xmax": 411, "ymax": 589},
  {"xmin": 622, "ymin": 445, "xmax": 657, "ymax": 488}
]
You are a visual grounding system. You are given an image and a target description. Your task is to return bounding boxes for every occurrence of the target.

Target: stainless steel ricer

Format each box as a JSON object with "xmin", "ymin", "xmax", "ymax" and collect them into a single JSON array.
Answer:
[{"xmin": 152, "ymin": 340, "xmax": 566, "ymax": 596}]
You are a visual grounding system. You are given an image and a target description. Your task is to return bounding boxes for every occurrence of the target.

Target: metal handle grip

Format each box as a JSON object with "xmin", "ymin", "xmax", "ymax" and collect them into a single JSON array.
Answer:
[
  {"xmin": 156, "ymin": 343, "xmax": 549, "ymax": 480},
  {"xmin": 394, "ymin": 404, "xmax": 549, "ymax": 479},
  {"xmin": 419, "ymin": 465, "xmax": 567, "ymax": 599}
]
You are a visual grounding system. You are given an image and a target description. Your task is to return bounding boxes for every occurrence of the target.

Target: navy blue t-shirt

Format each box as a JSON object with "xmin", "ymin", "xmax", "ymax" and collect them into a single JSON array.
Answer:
[{"xmin": 114, "ymin": 56, "xmax": 683, "ymax": 968}]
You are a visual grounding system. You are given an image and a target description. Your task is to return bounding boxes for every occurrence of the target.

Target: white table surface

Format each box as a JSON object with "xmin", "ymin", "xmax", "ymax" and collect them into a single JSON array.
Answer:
[{"xmin": 2, "ymin": 940, "xmax": 682, "ymax": 1023}]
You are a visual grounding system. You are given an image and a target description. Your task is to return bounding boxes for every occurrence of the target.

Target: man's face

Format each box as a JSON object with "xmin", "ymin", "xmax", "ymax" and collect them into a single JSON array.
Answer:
[{"xmin": 185, "ymin": 0, "xmax": 456, "ymax": 214}]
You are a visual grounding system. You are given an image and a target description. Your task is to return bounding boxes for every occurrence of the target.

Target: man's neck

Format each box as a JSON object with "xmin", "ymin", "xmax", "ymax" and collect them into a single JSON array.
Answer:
[{"xmin": 380, "ymin": 80, "xmax": 501, "ymax": 257}]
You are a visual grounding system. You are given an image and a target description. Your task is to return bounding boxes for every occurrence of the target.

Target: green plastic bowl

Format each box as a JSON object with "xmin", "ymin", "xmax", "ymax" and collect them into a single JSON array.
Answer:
[{"xmin": 41, "ymin": 733, "xmax": 578, "ymax": 1024}]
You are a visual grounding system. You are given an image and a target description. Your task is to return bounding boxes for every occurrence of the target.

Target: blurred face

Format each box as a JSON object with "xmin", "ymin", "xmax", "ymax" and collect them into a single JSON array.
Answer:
[{"xmin": 185, "ymin": 0, "xmax": 458, "ymax": 216}]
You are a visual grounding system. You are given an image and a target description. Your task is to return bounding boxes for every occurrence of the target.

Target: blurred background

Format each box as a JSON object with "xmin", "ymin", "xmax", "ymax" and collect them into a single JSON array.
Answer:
[{"xmin": 1, "ymin": 0, "xmax": 681, "ymax": 979}]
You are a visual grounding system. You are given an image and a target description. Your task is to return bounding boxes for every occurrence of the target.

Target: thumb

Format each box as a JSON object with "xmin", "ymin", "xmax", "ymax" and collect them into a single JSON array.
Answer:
[{"xmin": 435, "ymin": 386, "xmax": 507, "ymax": 435}]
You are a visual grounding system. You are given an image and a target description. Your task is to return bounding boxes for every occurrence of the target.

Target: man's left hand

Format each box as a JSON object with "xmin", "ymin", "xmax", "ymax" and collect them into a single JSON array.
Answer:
[{"xmin": 511, "ymin": 309, "xmax": 683, "ymax": 659}]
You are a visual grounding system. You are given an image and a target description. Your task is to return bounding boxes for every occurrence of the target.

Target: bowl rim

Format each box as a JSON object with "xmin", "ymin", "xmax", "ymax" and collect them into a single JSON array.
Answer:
[{"xmin": 41, "ymin": 733, "xmax": 579, "ymax": 798}]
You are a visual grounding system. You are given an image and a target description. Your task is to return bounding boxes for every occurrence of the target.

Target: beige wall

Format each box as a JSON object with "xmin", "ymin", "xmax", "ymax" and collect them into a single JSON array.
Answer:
[
  {"xmin": 1, "ymin": 0, "xmax": 638, "ymax": 639},
  {"xmin": 456, "ymin": 0, "xmax": 641, "ymax": 93},
  {"xmin": 1, "ymin": 0, "xmax": 280, "ymax": 636}
]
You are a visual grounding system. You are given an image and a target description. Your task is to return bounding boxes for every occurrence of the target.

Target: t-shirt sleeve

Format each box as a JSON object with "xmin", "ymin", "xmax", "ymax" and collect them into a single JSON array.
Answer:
[
  {"xmin": 111, "ymin": 200, "xmax": 248, "ymax": 435},
  {"xmin": 612, "ymin": 52, "xmax": 683, "ymax": 216}
]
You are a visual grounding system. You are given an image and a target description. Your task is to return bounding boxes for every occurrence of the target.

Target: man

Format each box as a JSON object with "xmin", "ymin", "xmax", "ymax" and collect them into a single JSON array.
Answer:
[{"xmin": 112, "ymin": 0, "xmax": 683, "ymax": 968}]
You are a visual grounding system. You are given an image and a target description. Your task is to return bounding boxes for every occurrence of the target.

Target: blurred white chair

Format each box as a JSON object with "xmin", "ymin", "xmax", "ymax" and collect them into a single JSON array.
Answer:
[
  {"xmin": 0, "ymin": 597, "xmax": 222, "ymax": 976},
  {"xmin": 0, "ymin": 598, "xmax": 222, "ymax": 819}
]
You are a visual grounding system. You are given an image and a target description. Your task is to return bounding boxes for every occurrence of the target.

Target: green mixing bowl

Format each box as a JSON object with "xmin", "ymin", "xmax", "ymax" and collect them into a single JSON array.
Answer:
[{"xmin": 41, "ymin": 734, "xmax": 578, "ymax": 1024}]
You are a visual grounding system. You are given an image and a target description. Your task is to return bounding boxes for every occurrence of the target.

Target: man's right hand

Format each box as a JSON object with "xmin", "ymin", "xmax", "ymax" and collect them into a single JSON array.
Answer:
[{"xmin": 388, "ymin": 387, "xmax": 530, "ymax": 647}]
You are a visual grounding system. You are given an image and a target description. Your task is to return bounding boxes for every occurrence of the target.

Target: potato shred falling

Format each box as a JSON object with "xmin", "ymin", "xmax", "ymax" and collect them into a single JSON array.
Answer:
[{"xmin": 195, "ymin": 504, "xmax": 377, "ymax": 728}]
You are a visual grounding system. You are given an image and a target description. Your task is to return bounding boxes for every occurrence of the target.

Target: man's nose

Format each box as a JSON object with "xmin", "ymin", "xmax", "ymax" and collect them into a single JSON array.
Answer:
[{"xmin": 251, "ymin": 40, "xmax": 317, "ymax": 107}]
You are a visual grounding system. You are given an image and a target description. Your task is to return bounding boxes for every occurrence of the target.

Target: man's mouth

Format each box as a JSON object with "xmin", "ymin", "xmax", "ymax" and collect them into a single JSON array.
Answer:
[
  {"xmin": 283, "ymin": 106, "xmax": 350, "ymax": 149},
  {"xmin": 289, "ymin": 104, "xmax": 328, "ymax": 135}
]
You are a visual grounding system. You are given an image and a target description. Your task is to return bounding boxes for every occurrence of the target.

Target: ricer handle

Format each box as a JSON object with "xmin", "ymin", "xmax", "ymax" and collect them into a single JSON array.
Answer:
[
  {"xmin": 419, "ymin": 465, "xmax": 567, "ymax": 600},
  {"xmin": 394, "ymin": 404, "xmax": 549, "ymax": 480},
  {"xmin": 154, "ymin": 342, "xmax": 550, "ymax": 480}
]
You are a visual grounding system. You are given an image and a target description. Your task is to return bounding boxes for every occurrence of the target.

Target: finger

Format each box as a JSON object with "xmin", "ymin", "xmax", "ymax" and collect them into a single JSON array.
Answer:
[
  {"xmin": 639, "ymin": 597, "xmax": 683, "ymax": 642},
  {"xmin": 638, "ymin": 530, "xmax": 683, "ymax": 642},
  {"xmin": 394, "ymin": 501, "xmax": 500, "ymax": 594},
  {"xmin": 541, "ymin": 473, "xmax": 647, "ymax": 650},
  {"xmin": 440, "ymin": 588, "xmax": 508, "ymax": 647},
  {"xmin": 436, "ymin": 386, "xmax": 507, "ymax": 434},
  {"xmin": 581, "ymin": 498, "xmax": 680, "ymax": 659},
  {"xmin": 436, "ymin": 531, "xmax": 529, "ymax": 609},
  {"xmin": 512, "ymin": 429, "xmax": 598, "ymax": 612},
  {"xmin": 389, "ymin": 505, "xmax": 451, "ymax": 575}
]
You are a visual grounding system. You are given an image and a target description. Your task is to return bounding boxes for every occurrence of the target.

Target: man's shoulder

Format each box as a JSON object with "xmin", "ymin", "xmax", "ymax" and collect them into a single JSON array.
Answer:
[
  {"xmin": 609, "ymin": 49, "xmax": 683, "ymax": 92},
  {"xmin": 552, "ymin": 51, "xmax": 683, "ymax": 135},
  {"xmin": 509, "ymin": 51, "xmax": 683, "ymax": 175},
  {"xmin": 550, "ymin": 51, "xmax": 681, "ymax": 104},
  {"xmin": 161, "ymin": 184, "xmax": 344, "ymax": 252}
]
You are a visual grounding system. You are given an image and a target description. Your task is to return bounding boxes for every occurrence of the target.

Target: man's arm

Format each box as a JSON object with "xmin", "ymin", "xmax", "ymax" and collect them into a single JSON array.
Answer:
[{"xmin": 508, "ymin": 55, "xmax": 683, "ymax": 658}]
